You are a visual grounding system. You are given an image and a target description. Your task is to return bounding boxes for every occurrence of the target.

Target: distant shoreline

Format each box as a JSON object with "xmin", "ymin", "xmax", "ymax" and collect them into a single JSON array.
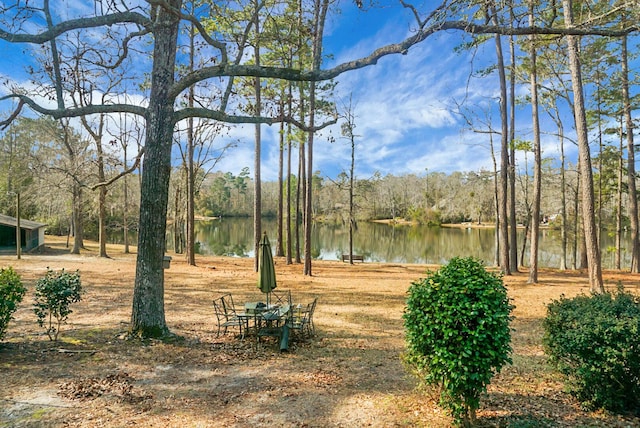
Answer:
[
  {"xmin": 370, "ymin": 219, "xmax": 496, "ymax": 229},
  {"xmin": 441, "ymin": 222, "xmax": 496, "ymax": 229},
  {"xmin": 370, "ymin": 219, "xmax": 551, "ymax": 230}
]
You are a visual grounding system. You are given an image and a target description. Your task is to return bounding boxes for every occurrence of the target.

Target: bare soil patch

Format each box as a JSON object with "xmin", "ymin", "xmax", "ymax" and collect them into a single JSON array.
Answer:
[{"xmin": 1, "ymin": 236, "xmax": 639, "ymax": 427}]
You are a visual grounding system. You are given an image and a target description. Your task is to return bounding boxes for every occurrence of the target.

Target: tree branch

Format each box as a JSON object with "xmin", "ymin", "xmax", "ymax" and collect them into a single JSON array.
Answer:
[
  {"xmin": 170, "ymin": 19, "xmax": 637, "ymax": 92},
  {"xmin": 174, "ymin": 107, "xmax": 337, "ymax": 132},
  {"xmin": 0, "ymin": 12, "xmax": 149, "ymax": 44},
  {"xmin": 0, "ymin": 94, "xmax": 146, "ymax": 127},
  {"xmin": 101, "ymin": 28, "xmax": 152, "ymax": 70},
  {"xmin": 0, "ymin": 99, "xmax": 25, "ymax": 130},
  {"xmin": 177, "ymin": 10, "xmax": 228, "ymax": 63},
  {"xmin": 90, "ymin": 147, "xmax": 145, "ymax": 190}
]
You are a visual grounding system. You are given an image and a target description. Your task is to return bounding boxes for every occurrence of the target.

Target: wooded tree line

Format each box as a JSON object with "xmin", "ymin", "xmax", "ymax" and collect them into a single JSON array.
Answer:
[
  {"xmin": 0, "ymin": 0, "xmax": 637, "ymax": 336},
  {"xmin": 0, "ymin": 119, "xmax": 629, "ymax": 274}
]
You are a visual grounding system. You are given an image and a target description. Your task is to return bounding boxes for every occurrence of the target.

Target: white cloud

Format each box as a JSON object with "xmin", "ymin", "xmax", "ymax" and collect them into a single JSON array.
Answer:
[{"xmin": 311, "ymin": 27, "xmax": 495, "ymax": 178}]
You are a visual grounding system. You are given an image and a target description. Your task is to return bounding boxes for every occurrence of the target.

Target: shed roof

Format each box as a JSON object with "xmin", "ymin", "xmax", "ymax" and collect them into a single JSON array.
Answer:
[{"xmin": 0, "ymin": 214, "xmax": 47, "ymax": 230}]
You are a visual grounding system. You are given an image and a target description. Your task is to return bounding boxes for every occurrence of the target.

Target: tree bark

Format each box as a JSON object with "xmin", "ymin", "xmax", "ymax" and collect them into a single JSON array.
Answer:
[
  {"xmin": 130, "ymin": 1, "xmax": 181, "ymax": 337},
  {"xmin": 562, "ymin": 0, "xmax": 603, "ymax": 293}
]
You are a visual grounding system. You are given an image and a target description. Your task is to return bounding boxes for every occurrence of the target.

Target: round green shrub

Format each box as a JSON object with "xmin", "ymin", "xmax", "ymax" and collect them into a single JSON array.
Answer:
[
  {"xmin": 543, "ymin": 286, "xmax": 640, "ymax": 414},
  {"xmin": 403, "ymin": 257, "xmax": 513, "ymax": 427},
  {"xmin": 0, "ymin": 266, "xmax": 26, "ymax": 341}
]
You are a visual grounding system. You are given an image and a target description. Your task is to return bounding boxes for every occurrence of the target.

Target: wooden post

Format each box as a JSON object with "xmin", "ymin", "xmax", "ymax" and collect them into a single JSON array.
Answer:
[{"xmin": 16, "ymin": 192, "xmax": 21, "ymax": 260}]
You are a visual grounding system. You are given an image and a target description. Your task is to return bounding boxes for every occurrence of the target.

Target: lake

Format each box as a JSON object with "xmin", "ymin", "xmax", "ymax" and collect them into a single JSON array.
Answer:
[{"xmin": 183, "ymin": 218, "xmax": 630, "ymax": 269}]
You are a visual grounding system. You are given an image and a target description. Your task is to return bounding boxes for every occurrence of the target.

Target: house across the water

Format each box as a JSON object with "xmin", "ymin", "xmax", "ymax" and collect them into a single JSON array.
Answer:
[{"xmin": 0, "ymin": 214, "xmax": 47, "ymax": 255}]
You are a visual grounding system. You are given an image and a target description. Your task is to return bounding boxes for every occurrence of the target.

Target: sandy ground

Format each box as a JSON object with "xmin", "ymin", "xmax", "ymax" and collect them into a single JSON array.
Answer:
[{"xmin": 1, "ymin": 236, "xmax": 639, "ymax": 427}]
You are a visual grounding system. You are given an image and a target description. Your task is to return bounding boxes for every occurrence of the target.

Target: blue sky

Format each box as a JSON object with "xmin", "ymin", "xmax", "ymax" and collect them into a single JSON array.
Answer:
[
  {"xmin": 214, "ymin": 3, "xmax": 505, "ymax": 180},
  {"xmin": 0, "ymin": 1, "xmax": 590, "ymax": 182}
]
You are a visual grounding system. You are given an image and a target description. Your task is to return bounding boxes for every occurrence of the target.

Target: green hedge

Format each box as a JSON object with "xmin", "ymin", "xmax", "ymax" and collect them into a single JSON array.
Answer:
[{"xmin": 543, "ymin": 287, "xmax": 640, "ymax": 414}]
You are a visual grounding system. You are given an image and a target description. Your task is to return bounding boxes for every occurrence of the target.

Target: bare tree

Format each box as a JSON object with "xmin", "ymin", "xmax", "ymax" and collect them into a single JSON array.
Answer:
[{"xmin": 340, "ymin": 95, "xmax": 359, "ymax": 264}]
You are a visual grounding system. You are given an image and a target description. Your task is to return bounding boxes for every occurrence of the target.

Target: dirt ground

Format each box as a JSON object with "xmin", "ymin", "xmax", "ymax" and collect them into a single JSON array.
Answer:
[{"xmin": 1, "ymin": 236, "xmax": 640, "ymax": 427}]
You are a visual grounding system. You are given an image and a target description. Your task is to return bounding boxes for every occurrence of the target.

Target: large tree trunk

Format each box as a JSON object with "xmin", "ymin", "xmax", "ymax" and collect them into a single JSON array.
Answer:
[
  {"xmin": 562, "ymin": 0, "xmax": 603, "ymax": 293},
  {"xmin": 130, "ymin": 2, "xmax": 181, "ymax": 337}
]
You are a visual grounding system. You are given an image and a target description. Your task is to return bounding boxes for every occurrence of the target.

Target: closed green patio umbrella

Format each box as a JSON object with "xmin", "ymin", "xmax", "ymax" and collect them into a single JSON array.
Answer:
[{"xmin": 258, "ymin": 232, "xmax": 277, "ymax": 306}]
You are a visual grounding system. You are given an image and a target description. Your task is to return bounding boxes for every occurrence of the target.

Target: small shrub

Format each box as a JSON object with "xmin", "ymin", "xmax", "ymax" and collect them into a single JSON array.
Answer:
[
  {"xmin": 0, "ymin": 266, "xmax": 26, "ymax": 341},
  {"xmin": 403, "ymin": 257, "xmax": 513, "ymax": 427},
  {"xmin": 543, "ymin": 286, "xmax": 640, "ymax": 414},
  {"xmin": 33, "ymin": 268, "xmax": 82, "ymax": 341}
]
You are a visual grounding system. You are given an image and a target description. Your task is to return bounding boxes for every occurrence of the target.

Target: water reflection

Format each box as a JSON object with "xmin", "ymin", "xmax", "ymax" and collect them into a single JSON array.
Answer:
[{"xmin": 186, "ymin": 218, "xmax": 631, "ymax": 269}]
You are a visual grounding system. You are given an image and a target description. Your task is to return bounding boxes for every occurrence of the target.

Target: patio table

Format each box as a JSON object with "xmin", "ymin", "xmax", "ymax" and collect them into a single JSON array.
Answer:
[
  {"xmin": 238, "ymin": 302, "xmax": 293, "ymax": 351},
  {"xmin": 236, "ymin": 302, "xmax": 290, "ymax": 336}
]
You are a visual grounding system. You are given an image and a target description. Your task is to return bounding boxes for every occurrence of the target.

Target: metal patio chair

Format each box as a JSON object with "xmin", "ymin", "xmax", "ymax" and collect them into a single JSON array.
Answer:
[
  {"xmin": 212, "ymin": 293, "xmax": 245, "ymax": 337},
  {"xmin": 269, "ymin": 289, "xmax": 292, "ymax": 307},
  {"xmin": 288, "ymin": 297, "xmax": 317, "ymax": 339}
]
